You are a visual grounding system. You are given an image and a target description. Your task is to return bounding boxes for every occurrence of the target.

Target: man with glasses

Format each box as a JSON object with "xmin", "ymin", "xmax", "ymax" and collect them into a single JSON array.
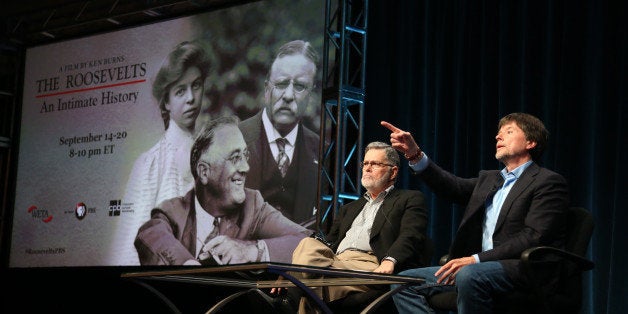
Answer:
[
  {"xmin": 239, "ymin": 39, "xmax": 320, "ymax": 226},
  {"xmin": 134, "ymin": 116, "xmax": 312, "ymax": 265},
  {"xmin": 271, "ymin": 142, "xmax": 430, "ymax": 313}
]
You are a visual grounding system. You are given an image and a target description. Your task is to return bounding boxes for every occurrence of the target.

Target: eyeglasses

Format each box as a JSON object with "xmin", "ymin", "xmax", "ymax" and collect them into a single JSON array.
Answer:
[
  {"xmin": 268, "ymin": 79, "xmax": 312, "ymax": 94},
  {"xmin": 225, "ymin": 150, "xmax": 250, "ymax": 166},
  {"xmin": 360, "ymin": 161, "xmax": 394, "ymax": 169}
]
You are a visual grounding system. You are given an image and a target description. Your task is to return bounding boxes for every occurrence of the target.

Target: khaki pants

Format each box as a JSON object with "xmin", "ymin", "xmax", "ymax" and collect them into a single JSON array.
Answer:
[{"xmin": 291, "ymin": 237, "xmax": 379, "ymax": 314}]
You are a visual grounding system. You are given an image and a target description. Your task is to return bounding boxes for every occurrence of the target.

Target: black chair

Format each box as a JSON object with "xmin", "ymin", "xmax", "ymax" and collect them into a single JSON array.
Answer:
[{"xmin": 427, "ymin": 206, "xmax": 595, "ymax": 314}]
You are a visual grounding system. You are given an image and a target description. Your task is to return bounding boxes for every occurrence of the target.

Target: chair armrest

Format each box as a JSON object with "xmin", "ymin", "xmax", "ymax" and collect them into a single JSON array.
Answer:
[
  {"xmin": 438, "ymin": 254, "xmax": 450, "ymax": 266},
  {"xmin": 521, "ymin": 246, "xmax": 594, "ymax": 271}
]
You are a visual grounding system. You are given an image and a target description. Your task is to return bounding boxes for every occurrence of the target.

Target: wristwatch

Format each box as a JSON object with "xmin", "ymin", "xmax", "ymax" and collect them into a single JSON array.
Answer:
[{"xmin": 383, "ymin": 256, "xmax": 397, "ymax": 264}]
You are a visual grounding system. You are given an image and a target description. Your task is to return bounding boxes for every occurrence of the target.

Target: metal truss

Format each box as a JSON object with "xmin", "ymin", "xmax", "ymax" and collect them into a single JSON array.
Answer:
[{"xmin": 318, "ymin": 0, "xmax": 368, "ymax": 233}]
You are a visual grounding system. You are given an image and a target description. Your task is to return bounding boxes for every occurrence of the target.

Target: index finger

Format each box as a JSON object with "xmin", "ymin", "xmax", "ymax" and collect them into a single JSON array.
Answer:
[
  {"xmin": 380, "ymin": 121, "xmax": 402, "ymax": 133},
  {"xmin": 434, "ymin": 263, "xmax": 449, "ymax": 277}
]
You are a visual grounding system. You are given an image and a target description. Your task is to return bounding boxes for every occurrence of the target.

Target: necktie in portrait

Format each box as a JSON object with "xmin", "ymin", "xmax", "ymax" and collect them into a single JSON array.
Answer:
[{"xmin": 276, "ymin": 138, "xmax": 290, "ymax": 177}]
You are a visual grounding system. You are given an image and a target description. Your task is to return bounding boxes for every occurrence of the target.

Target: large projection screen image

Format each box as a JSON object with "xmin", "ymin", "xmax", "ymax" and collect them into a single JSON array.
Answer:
[{"xmin": 10, "ymin": 0, "xmax": 325, "ymax": 267}]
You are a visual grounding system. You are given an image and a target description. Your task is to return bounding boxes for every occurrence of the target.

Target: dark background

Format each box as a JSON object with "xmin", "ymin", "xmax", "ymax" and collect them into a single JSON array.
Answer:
[
  {"xmin": 1, "ymin": 0, "xmax": 626, "ymax": 313},
  {"xmin": 364, "ymin": 1, "xmax": 626, "ymax": 314}
]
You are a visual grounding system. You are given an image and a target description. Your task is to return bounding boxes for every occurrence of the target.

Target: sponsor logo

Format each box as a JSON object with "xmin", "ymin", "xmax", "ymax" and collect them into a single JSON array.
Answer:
[
  {"xmin": 63, "ymin": 202, "xmax": 96, "ymax": 219},
  {"xmin": 27, "ymin": 205, "xmax": 53, "ymax": 223},
  {"xmin": 108, "ymin": 200, "xmax": 121, "ymax": 216},
  {"xmin": 75, "ymin": 202, "xmax": 87, "ymax": 220},
  {"xmin": 108, "ymin": 199, "xmax": 134, "ymax": 216}
]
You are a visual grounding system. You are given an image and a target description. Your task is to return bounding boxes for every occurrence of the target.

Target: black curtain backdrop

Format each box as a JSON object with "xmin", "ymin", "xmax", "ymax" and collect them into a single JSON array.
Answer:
[{"xmin": 365, "ymin": 1, "xmax": 626, "ymax": 313}]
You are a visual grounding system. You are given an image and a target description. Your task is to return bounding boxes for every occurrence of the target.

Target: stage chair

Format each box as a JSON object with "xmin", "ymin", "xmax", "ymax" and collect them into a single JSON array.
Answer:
[{"xmin": 427, "ymin": 206, "xmax": 595, "ymax": 314}]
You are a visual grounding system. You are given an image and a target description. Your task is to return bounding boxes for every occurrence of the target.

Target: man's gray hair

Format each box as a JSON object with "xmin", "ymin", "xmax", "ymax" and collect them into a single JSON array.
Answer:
[{"xmin": 365, "ymin": 141, "xmax": 400, "ymax": 167}]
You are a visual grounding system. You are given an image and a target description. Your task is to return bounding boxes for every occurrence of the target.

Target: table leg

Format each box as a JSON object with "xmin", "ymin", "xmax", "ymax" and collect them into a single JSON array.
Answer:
[{"xmin": 269, "ymin": 269, "xmax": 334, "ymax": 314}]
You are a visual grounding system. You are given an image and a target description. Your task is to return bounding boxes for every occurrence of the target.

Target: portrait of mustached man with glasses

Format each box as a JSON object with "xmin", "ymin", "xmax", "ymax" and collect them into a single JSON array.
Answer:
[{"xmin": 239, "ymin": 39, "xmax": 321, "ymax": 226}]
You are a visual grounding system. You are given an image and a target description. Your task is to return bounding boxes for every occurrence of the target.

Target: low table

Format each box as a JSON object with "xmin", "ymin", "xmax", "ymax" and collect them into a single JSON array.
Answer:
[{"xmin": 122, "ymin": 262, "xmax": 425, "ymax": 314}]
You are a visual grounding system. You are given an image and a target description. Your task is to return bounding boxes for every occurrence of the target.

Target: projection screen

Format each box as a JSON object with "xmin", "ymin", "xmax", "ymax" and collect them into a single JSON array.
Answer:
[{"xmin": 10, "ymin": 0, "xmax": 325, "ymax": 267}]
